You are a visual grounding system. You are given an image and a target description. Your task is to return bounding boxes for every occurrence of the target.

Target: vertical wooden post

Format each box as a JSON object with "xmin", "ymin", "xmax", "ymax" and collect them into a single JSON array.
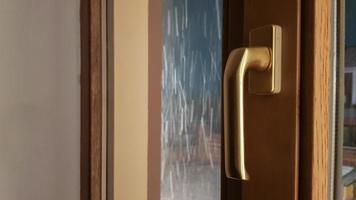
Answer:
[
  {"xmin": 300, "ymin": 0, "xmax": 332, "ymax": 199},
  {"xmin": 81, "ymin": 0, "xmax": 103, "ymax": 199}
]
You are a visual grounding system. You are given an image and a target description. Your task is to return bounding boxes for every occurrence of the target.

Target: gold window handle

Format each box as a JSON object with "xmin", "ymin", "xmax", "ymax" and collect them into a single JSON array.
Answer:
[{"xmin": 223, "ymin": 25, "xmax": 282, "ymax": 180}]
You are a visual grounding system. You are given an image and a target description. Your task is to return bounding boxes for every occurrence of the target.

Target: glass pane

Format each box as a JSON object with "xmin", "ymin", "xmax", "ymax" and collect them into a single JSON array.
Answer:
[
  {"xmin": 0, "ymin": 1, "xmax": 80, "ymax": 199},
  {"xmin": 161, "ymin": 0, "xmax": 223, "ymax": 199},
  {"xmin": 341, "ymin": 0, "xmax": 356, "ymax": 199}
]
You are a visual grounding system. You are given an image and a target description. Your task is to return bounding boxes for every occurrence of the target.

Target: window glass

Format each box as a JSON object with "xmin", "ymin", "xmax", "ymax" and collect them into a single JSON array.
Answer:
[
  {"xmin": 341, "ymin": 0, "xmax": 356, "ymax": 199},
  {"xmin": 161, "ymin": 0, "xmax": 223, "ymax": 199}
]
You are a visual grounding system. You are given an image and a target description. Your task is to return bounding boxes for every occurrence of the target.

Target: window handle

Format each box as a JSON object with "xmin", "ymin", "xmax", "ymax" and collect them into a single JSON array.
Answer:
[{"xmin": 223, "ymin": 25, "xmax": 282, "ymax": 180}]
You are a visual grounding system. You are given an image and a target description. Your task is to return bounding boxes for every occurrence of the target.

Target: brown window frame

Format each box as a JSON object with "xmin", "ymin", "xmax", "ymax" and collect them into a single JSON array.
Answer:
[
  {"xmin": 300, "ymin": 0, "xmax": 333, "ymax": 199},
  {"xmin": 146, "ymin": 0, "xmax": 336, "ymax": 199}
]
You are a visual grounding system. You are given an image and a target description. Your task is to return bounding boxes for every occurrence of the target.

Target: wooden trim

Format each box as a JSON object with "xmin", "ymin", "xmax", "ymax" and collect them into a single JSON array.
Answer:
[
  {"xmin": 148, "ymin": 0, "xmax": 162, "ymax": 199},
  {"xmin": 81, "ymin": 0, "xmax": 103, "ymax": 199},
  {"xmin": 334, "ymin": 0, "xmax": 344, "ymax": 199},
  {"xmin": 300, "ymin": 0, "xmax": 332, "ymax": 199},
  {"xmin": 106, "ymin": 0, "xmax": 114, "ymax": 199},
  {"xmin": 101, "ymin": 1, "xmax": 107, "ymax": 199}
]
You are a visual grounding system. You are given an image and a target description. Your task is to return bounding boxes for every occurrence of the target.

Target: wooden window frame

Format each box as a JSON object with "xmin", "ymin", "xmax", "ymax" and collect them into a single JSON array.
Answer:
[
  {"xmin": 300, "ymin": 0, "xmax": 333, "ymax": 199},
  {"xmin": 147, "ymin": 0, "xmax": 335, "ymax": 199},
  {"xmin": 130, "ymin": 0, "xmax": 336, "ymax": 199},
  {"xmin": 80, "ymin": 0, "xmax": 108, "ymax": 199}
]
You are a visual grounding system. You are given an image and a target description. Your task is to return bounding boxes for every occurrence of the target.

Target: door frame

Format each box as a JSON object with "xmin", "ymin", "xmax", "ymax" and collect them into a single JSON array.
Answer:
[
  {"xmin": 80, "ymin": 0, "xmax": 108, "ymax": 199},
  {"xmin": 113, "ymin": 0, "xmax": 336, "ymax": 199}
]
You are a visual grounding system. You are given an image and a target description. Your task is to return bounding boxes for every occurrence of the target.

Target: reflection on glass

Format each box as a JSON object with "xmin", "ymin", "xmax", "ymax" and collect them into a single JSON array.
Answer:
[
  {"xmin": 161, "ymin": 0, "xmax": 222, "ymax": 199},
  {"xmin": 342, "ymin": 0, "xmax": 356, "ymax": 199}
]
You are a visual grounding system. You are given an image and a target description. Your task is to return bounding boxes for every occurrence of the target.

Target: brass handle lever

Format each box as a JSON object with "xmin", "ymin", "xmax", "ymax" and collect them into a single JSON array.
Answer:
[{"xmin": 223, "ymin": 25, "xmax": 282, "ymax": 180}]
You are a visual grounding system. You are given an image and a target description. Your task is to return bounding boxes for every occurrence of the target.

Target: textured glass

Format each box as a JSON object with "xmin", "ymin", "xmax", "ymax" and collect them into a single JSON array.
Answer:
[
  {"xmin": 341, "ymin": 0, "xmax": 356, "ymax": 199},
  {"xmin": 161, "ymin": 0, "xmax": 222, "ymax": 199},
  {"xmin": 342, "ymin": 52, "xmax": 356, "ymax": 199}
]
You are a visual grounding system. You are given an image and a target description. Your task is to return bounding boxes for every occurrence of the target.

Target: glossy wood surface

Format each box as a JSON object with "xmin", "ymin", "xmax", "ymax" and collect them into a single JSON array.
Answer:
[{"xmin": 300, "ymin": 0, "xmax": 332, "ymax": 199}]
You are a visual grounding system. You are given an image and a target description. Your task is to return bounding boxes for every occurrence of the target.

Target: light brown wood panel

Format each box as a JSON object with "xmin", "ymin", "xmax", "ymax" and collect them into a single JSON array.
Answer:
[{"xmin": 300, "ymin": 0, "xmax": 332, "ymax": 199}]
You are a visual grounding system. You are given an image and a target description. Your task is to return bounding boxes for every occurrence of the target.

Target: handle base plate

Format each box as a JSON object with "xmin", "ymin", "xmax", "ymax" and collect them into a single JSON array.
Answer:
[{"xmin": 248, "ymin": 25, "xmax": 282, "ymax": 94}]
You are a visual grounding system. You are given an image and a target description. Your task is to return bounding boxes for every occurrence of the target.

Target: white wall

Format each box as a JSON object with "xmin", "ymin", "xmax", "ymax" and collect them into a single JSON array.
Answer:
[{"xmin": 0, "ymin": 1, "xmax": 80, "ymax": 199}]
